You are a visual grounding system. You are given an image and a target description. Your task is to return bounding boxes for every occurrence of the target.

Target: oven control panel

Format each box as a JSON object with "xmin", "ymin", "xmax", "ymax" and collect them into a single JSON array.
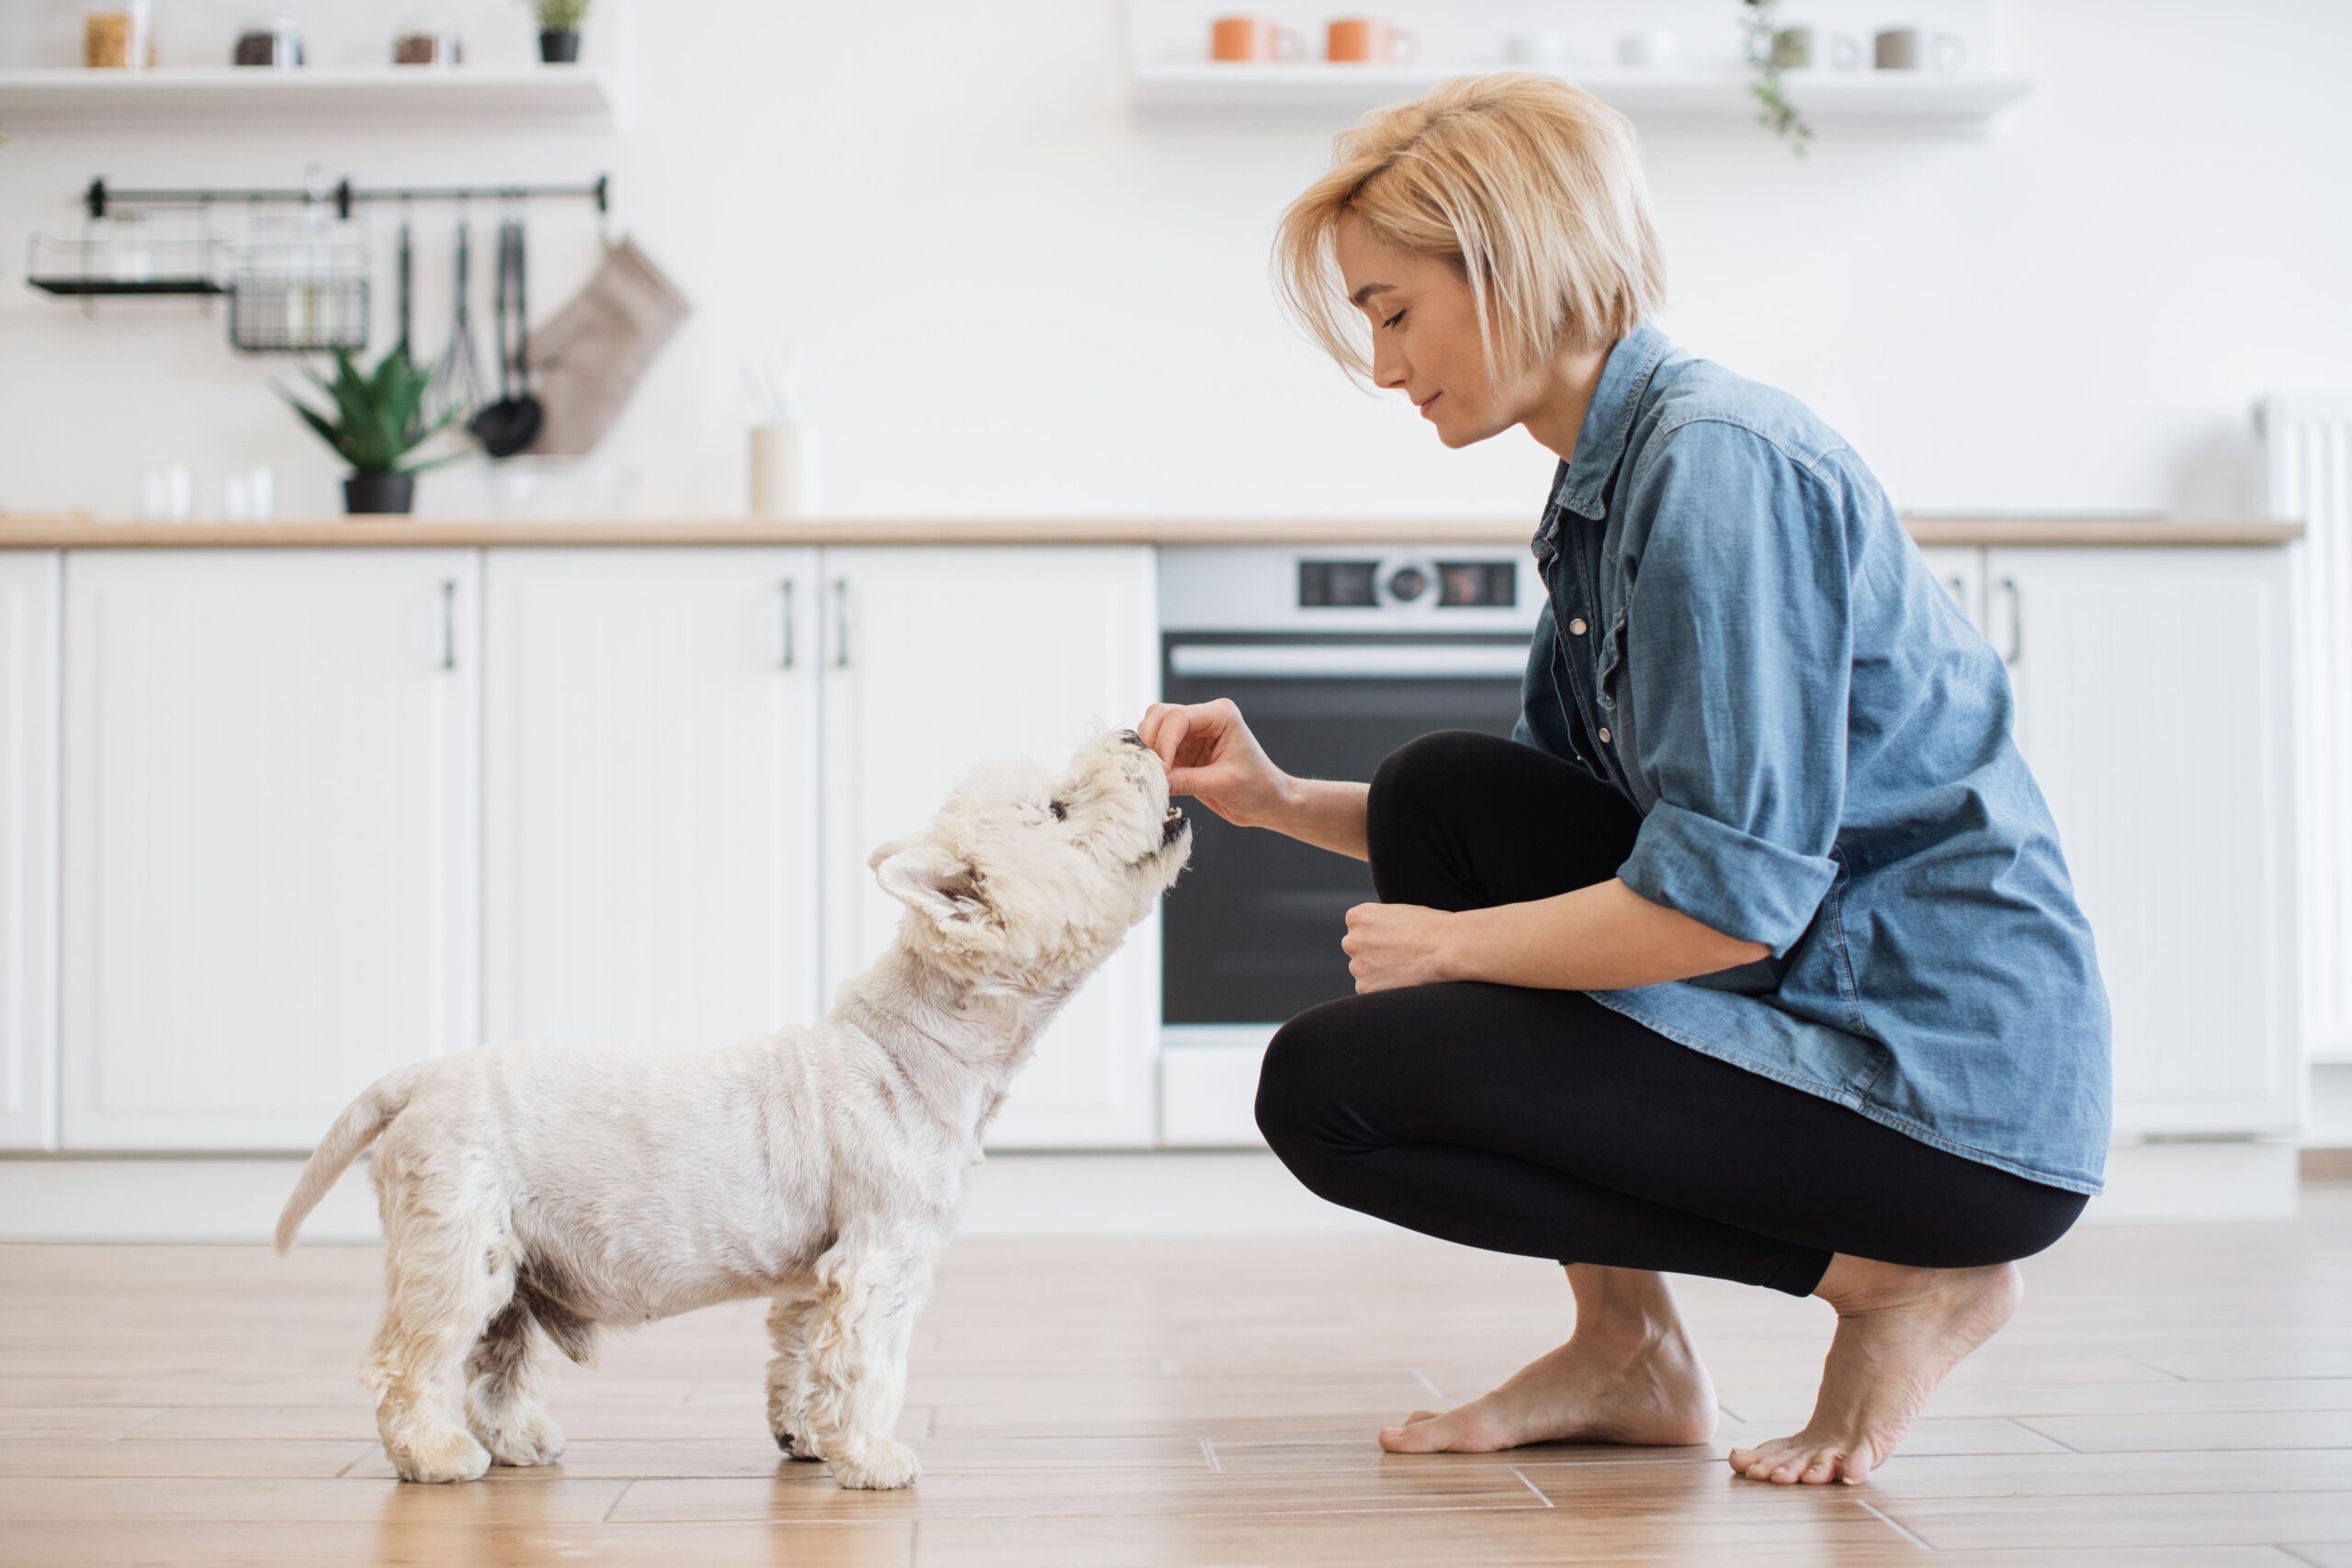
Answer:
[{"xmin": 1298, "ymin": 555, "xmax": 1517, "ymax": 610}]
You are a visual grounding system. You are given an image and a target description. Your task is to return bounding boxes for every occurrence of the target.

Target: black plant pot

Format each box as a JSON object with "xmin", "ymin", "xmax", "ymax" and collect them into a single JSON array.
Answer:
[
  {"xmin": 537, "ymin": 28, "xmax": 580, "ymax": 63},
  {"xmin": 345, "ymin": 472, "xmax": 416, "ymax": 515}
]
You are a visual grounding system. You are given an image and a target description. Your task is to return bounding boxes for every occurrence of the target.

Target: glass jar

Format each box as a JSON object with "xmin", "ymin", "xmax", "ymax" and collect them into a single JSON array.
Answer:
[
  {"xmin": 84, "ymin": 2, "xmax": 155, "ymax": 70},
  {"xmin": 232, "ymin": 16, "xmax": 302, "ymax": 68},
  {"xmin": 393, "ymin": 18, "xmax": 462, "ymax": 66}
]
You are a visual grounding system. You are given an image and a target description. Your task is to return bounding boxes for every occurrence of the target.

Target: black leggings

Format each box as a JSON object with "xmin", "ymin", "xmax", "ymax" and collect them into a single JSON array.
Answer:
[{"xmin": 1253, "ymin": 730, "xmax": 2088, "ymax": 1298}]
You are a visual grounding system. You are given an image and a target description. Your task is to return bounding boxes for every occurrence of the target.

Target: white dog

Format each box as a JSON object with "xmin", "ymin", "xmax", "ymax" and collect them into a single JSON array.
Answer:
[{"xmin": 276, "ymin": 725, "xmax": 1191, "ymax": 1489}]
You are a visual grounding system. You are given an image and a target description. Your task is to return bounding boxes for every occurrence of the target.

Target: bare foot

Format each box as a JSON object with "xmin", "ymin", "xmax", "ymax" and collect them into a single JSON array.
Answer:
[
  {"xmin": 1378, "ymin": 1322, "xmax": 1717, "ymax": 1454},
  {"xmin": 1729, "ymin": 1259, "xmax": 2022, "ymax": 1486}
]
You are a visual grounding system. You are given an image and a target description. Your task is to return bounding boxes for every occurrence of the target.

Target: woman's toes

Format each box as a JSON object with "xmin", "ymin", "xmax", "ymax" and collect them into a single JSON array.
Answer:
[
  {"xmin": 1378, "ymin": 1413, "xmax": 1457, "ymax": 1452},
  {"xmin": 1800, "ymin": 1452, "xmax": 1840, "ymax": 1484}
]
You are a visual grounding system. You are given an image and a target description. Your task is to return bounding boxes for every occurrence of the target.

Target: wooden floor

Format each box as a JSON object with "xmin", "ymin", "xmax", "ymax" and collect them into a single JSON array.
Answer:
[{"xmin": 3, "ymin": 1186, "xmax": 2349, "ymax": 1567}]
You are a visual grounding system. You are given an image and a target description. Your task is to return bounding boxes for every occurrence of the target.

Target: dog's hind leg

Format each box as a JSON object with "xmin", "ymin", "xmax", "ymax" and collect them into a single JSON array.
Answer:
[
  {"xmin": 467, "ymin": 1299, "xmax": 566, "ymax": 1467},
  {"xmin": 361, "ymin": 1184, "xmax": 507, "ymax": 1483},
  {"xmin": 803, "ymin": 1238, "xmax": 936, "ymax": 1490},
  {"xmin": 765, "ymin": 1289, "xmax": 824, "ymax": 1461}
]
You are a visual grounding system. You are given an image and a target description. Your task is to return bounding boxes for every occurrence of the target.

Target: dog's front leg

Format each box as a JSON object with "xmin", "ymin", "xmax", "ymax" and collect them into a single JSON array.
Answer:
[
  {"xmin": 803, "ymin": 1239, "xmax": 935, "ymax": 1490},
  {"xmin": 764, "ymin": 1290, "xmax": 824, "ymax": 1461}
]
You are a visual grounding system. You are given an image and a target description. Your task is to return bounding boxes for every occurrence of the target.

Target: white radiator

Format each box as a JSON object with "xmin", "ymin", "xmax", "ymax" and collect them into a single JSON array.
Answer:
[{"xmin": 2264, "ymin": 394, "xmax": 2352, "ymax": 1060}]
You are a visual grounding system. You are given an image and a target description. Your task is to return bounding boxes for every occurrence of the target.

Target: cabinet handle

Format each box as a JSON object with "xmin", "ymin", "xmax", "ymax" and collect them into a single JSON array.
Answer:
[
  {"xmin": 440, "ymin": 579, "xmax": 456, "ymax": 671},
  {"xmin": 779, "ymin": 577, "xmax": 796, "ymax": 670},
  {"xmin": 831, "ymin": 578, "xmax": 850, "ymax": 669},
  {"xmin": 1998, "ymin": 574, "xmax": 2022, "ymax": 665}
]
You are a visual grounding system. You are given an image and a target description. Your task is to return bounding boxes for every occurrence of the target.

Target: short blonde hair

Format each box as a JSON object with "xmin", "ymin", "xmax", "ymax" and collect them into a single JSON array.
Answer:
[{"xmin": 1274, "ymin": 73, "xmax": 1667, "ymax": 383}]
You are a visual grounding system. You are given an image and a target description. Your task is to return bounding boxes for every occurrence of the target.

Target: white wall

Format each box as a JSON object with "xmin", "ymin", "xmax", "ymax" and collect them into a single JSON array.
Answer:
[{"xmin": 1, "ymin": 0, "xmax": 2346, "ymax": 523}]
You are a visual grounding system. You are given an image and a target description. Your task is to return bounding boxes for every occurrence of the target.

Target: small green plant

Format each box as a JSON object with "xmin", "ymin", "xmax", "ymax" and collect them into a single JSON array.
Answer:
[
  {"xmin": 276, "ymin": 344, "xmax": 466, "ymax": 477},
  {"xmin": 528, "ymin": 0, "xmax": 592, "ymax": 28},
  {"xmin": 1740, "ymin": 0, "xmax": 1814, "ymax": 157}
]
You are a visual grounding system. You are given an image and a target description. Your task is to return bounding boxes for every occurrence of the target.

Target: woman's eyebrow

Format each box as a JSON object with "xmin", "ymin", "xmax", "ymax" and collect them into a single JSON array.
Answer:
[{"xmin": 1351, "ymin": 282, "xmax": 1396, "ymax": 306}]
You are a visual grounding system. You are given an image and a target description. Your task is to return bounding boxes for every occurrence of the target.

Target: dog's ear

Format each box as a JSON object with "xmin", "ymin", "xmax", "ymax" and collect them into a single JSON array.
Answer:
[{"xmin": 873, "ymin": 840, "xmax": 991, "ymax": 934}]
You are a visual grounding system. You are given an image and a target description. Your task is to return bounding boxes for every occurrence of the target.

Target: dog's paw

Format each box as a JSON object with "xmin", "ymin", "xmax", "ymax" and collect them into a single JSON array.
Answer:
[
  {"xmin": 828, "ymin": 1438, "xmax": 921, "ymax": 1490},
  {"xmin": 776, "ymin": 1425, "xmax": 826, "ymax": 1461},
  {"xmin": 391, "ymin": 1429, "xmax": 492, "ymax": 1484},
  {"xmin": 481, "ymin": 1410, "xmax": 567, "ymax": 1467}
]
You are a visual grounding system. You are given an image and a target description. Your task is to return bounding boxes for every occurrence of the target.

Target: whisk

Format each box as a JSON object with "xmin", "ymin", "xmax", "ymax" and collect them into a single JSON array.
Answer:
[{"xmin": 423, "ymin": 209, "xmax": 486, "ymax": 429}]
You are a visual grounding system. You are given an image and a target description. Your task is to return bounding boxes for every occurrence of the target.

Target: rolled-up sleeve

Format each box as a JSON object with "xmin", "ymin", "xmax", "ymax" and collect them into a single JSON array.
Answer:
[{"xmin": 1613, "ymin": 419, "xmax": 1852, "ymax": 958}]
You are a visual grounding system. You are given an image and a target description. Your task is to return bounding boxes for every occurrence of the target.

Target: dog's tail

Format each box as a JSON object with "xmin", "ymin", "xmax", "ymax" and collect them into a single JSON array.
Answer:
[{"xmin": 274, "ymin": 1066, "xmax": 420, "ymax": 1256}]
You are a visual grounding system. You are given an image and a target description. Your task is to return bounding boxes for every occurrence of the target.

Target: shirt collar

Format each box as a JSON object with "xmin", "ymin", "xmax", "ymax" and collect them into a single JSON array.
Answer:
[{"xmin": 1549, "ymin": 321, "xmax": 1674, "ymax": 522}]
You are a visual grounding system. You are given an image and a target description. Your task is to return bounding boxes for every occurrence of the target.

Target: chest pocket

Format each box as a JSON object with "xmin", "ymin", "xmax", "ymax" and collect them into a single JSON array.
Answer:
[{"xmin": 1594, "ymin": 605, "xmax": 1630, "ymax": 713}]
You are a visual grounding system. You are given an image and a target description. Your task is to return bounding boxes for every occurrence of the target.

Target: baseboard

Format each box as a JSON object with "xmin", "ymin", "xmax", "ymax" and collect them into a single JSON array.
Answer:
[{"xmin": 0, "ymin": 1139, "xmax": 2304, "ymax": 1242}]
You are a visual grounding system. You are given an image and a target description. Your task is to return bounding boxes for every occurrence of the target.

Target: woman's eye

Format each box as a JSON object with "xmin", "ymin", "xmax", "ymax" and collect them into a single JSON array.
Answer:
[
  {"xmin": 1049, "ymin": 799, "xmax": 1068, "ymax": 821},
  {"xmin": 1381, "ymin": 310, "xmax": 1405, "ymax": 330}
]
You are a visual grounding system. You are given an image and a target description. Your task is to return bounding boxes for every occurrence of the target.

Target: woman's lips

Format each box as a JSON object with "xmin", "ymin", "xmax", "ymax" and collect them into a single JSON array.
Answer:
[{"xmin": 1419, "ymin": 392, "xmax": 1442, "ymax": 419}]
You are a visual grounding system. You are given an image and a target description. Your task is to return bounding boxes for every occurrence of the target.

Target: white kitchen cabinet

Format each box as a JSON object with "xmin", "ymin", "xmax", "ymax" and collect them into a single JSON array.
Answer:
[
  {"xmin": 818, "ymin": 547, "xmax": 1161, "ymax": 1147},
  {"xmin": 1915, "ymin": 543, "xmax": 1984, "ymax": 630},
  {"xmin": 483, "ymin": 548, "xmax": 822, "ymax": 1054},
  {"xmin": 0, "ymin": 553, "xmax": 60, "ymax": 1150},
  {"xmin": 1984, "ymin": 547, "xmax": 2301, "ymax": 1137},
  {"xmin": 61, "ymin": 550, "xmax": 480, "ymax": 1149}
]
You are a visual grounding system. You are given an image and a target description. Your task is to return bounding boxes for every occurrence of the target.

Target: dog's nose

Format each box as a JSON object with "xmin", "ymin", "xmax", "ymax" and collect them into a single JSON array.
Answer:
[{"xmin": 1115, "ymin": 729, "xmax": 1145, "ymax": 749}]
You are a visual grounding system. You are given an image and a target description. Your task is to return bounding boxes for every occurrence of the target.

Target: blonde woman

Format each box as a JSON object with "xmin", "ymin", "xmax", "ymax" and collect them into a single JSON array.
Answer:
[{"xmin": 1138, "ymin": 74, "xmax": 2109, "ymax": 1487}]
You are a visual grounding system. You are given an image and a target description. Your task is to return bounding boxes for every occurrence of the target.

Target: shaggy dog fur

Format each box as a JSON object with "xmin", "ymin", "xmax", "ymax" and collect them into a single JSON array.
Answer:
[{"xmin": 277, "ymin": 725, "xmax": 1192, "ymax": 1488}]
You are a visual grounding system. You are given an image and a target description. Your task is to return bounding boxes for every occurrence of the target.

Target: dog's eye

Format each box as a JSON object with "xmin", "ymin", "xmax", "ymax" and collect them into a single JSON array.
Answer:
[{"xmin": 1048, "ymin": 799, "xmax": 1068, "ymax": 821}]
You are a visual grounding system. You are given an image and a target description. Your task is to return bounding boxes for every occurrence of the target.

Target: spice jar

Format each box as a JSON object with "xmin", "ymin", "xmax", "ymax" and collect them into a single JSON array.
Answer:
[
  {"xmin": 393, "ymin": 18, "xmax": 462, "ymax": 66},
  {"xmin": 232, "ymin": 16, "xmax": 303, "ymax": 67},
  {"xmin": 84, "ymin": 2, "xmax": 155, "ymax": 69}
]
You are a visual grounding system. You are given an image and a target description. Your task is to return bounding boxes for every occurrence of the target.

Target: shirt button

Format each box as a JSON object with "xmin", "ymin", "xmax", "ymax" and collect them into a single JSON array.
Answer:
[
  {"xmin": 1569, "ymin": 617, "xmax": 1589, "ymax": 635},
  {"xmin": 1599, "ymin": 727, "xmax": 1612, "ymax": 743}
]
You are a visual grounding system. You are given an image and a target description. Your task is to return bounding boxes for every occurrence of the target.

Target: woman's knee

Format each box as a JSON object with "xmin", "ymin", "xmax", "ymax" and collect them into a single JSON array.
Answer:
[
  {"xmin": 1252, "ymin": 1005, "xmax": 1353, "ymax": 1166},
  {"xmin": 1366, "ymin": 729, "xmax": 1494, "ymax": 899}
]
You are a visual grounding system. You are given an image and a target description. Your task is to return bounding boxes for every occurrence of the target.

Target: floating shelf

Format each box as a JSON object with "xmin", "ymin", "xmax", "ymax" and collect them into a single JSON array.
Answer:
[
  {"xmin": 0, "ymin": 65, "xmax": 619, "ymax": 128},
  {"xmin": 1132, "ymin": 64, "xmax": 2032, "ymax": 129}
]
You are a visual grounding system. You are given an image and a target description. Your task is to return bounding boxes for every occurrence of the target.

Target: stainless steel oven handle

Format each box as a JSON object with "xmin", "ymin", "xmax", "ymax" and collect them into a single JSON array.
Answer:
[{"xmin": 1168, "ymin": 643, "xmax": 1528, "ymax": 680}]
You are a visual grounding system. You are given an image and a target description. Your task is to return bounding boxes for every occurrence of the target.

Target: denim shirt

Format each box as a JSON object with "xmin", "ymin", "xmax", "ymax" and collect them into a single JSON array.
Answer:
[{"xmin": 1511, "ymin": 323, "xmax": 2112, "ymax": 1194}]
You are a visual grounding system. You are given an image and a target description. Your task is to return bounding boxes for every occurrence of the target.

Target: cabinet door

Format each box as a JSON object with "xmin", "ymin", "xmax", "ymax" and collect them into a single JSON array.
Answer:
[
  {"xmin": 484, "ymin": 548, "xmax": 821, "ymax": 1052},
  {"xmin": 62, "ymin": 549, "xmax": 481, "ymax": 1150},
  {"xmin": 1915, "ymin": 544, "xmax": 1984, "ymax": 632},
  {"xmin": 819, "ymin": 546, "xmax": 1159, "ymax": 1147},
  {"xmin": 1986, "ymin": 547, "xmax": 2301, "ymax": 1136},
  {"xmin": 0, "ymin": 552, "xmax": 61, "ymax": 1150}
]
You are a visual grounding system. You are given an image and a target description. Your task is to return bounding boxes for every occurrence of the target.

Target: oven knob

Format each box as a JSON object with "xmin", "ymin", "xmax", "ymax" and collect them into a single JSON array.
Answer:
[{"xmin": 1386, "ymin": 564, "xmax": 1430, "ymax": 602}]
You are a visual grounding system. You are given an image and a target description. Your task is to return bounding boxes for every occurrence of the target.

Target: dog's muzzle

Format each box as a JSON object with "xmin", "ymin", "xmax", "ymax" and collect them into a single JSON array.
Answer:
[{"xmin": 1160, "ymin": 805, "xmax": 1187, "ymax": 846}]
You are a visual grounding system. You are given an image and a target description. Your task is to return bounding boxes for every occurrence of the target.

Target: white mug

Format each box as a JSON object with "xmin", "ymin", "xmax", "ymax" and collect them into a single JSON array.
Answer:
[
  {"xmin": 1616, "ymin": 30, "xmax": 1676, "ymax": 69},
  {"xmin": 1504, "ymin": 30, "xmax": 1569, "ymax": 67}
]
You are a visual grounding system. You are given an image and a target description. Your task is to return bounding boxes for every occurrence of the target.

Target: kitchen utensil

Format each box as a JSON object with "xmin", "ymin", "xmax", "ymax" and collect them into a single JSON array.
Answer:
[
  {"xmin": 394, "ymin": 208, "xmax": 413, "ymax": 355},
  {"xmin": 424, "ymin": 213, "xmax": 485, "ymax": 429},
  {"xmin": 470, "ymin": 214, "xmax": 544, "ymax": 458}
]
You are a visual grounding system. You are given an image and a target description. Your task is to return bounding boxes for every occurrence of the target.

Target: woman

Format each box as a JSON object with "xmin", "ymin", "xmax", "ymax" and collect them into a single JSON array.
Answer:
[{"xmin": 1137, "ymin": 73, "xmax": 2109, "ymax": 1488}]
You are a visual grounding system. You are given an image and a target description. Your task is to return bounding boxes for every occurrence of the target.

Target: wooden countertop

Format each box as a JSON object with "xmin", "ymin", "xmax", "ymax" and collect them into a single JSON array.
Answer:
[{"xmin": 0, "ymin": 514, "xmax": 2307, "ymax": 547}]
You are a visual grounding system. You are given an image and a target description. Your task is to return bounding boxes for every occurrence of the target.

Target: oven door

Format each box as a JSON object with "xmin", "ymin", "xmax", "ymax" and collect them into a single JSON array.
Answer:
[{"xmin": 1159, "ymin": 632, "xmax": 1530, "ymax": 1029}]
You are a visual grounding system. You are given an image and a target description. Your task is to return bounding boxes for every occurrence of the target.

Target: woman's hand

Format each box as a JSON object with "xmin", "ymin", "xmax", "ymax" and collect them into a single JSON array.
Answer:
[
  {"xmin": 1137, "ymin": 698, "xmax": 1295, "ymax": 829},
  {"xmin": 1341, "ymin": 901, "xmax": 1461, "ymax": 993}
]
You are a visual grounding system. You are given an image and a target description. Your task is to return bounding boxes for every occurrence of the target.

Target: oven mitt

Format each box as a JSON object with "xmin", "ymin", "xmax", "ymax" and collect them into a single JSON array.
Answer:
[{"xmin": 523, "ymin": 236, "xmax": 692, "ymax": 456}]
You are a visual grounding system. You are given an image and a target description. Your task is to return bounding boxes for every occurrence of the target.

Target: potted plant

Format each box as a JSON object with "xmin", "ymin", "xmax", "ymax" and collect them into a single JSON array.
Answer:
[
  {"xmin": 527, "ymin": 0, "xmax": 589, "ymax": 63},
  {"xmin": 277, "ymin": 343, "xmax": 466, "ymax": 515}
]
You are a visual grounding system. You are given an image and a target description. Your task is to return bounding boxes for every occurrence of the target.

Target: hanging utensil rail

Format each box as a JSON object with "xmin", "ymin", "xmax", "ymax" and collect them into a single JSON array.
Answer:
[{"xmin": 82, "ymin": 174, "xmax": 610, "ymax": 220}]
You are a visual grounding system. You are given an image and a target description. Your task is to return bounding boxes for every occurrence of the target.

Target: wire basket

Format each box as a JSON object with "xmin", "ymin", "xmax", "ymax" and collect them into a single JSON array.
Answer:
[
  {"xmin": 25, "ymin": 226, "xmax": 236, "ymax": 297},
  {"xmin": 228, "ymin": 238, "xmax": 372, "ymax": 354}
]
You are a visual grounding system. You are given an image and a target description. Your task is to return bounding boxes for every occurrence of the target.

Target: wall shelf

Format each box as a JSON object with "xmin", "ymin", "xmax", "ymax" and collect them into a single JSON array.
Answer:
[
  {"xmin": 0, "ymin": 65, "xmax": 619, "ymax": 129},
  {"xmin": 1131, "ymin": 64, "xmax": 2031, "ymax": 129}
]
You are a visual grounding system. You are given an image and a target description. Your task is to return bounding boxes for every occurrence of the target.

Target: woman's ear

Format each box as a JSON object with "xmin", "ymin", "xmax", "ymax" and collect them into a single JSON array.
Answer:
[{"xmin": 873, "ymin": 841, "xmax": 991, "ymax": 935}]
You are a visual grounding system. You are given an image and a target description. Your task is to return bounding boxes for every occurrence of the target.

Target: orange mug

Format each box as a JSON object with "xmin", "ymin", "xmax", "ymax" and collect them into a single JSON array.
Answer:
[
  {"xmin": 1327, "ymin": 17, "xmax": 1419, "ymax": 63},
  {"xmin": 1211, "ymin": 16, "xmax": 1307, "ymax": 62}
]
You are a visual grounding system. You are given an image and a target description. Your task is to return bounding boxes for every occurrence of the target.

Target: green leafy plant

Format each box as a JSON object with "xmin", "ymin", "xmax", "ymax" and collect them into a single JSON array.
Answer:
[
  {"xmin": 527, "ymin": 0, "xmax": 592, "ymax": 28},
  {"xmin": 1740, "ymin": 0, "xmax": 1814, "ymax": 156},
  {"xmin": 276, "ymin": 344, "xmax": 467, "ymax": 477}
]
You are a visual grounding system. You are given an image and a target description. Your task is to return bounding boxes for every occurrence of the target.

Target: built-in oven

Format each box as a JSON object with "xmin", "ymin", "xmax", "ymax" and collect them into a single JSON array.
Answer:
[{"xmin": 1156, "ymin": 543, "xmax": 1542, "ymax": 1139}]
